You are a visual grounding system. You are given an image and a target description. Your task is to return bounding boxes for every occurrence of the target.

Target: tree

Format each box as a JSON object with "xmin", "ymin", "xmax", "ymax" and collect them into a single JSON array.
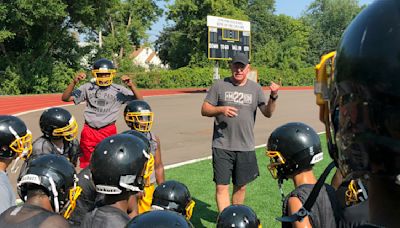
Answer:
[
  {"xmin": 0, "ymin": 0, "xmax": 162, "ymax": 94},
  {"xmin": 302, "ymin": 0, "xmax": 363, "ymax": 64}
]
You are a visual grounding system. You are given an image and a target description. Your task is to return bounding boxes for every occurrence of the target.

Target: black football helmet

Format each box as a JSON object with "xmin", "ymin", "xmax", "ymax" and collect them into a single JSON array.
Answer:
[
  {"xmin": 266, "ymin": 122, "xmax": 323, "ymax": 180},
  {"xmin": 17, "ymin": 154, "xmax": 81, "ymax": 218},
  {"xmin": 124, "ymin": 100, "xmax": 154, "ymax": 132},
  {"xmin": 0, "ymin": 115, "xmax": 32, "ymax": 159},
  {"xmin": 126, "ymin": 210, "xmax": 193, "ymax": 228},
  {"xmin": 90, "ymin": 134, "xmax": 151, "ymax": 194},
  {"xmin": 91, "ymin": 58, "xmax": 116, "ymax": 86},
  {"xmin": 151, "ymin": 180, "xmax": 195, "ymax": 219},
  {"xmin": 217, "ymin": 205, "xmax": 261, "ymax": 228},
  {"xmin": 315, "ymin": 0, "xmax": 400, "ymax": 181},
  {"xmin": 39, "ymin": 107, "xmax": 78, "ymax": 141}
]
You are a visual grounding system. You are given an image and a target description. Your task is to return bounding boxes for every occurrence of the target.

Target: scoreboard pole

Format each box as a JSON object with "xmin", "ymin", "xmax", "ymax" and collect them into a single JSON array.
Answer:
[{"xmin": 213, "ymin": 61, "xmax": 220, "ymax": 80}]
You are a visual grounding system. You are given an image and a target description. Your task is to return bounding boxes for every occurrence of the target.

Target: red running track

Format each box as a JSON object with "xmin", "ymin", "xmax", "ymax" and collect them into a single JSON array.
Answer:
[{"xmin": 0, "ymin": 86, "xmax": 312, "ymax": 115}]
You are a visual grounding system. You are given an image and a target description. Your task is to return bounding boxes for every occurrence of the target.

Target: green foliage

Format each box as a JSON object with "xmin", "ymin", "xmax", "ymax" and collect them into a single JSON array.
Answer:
[
  {"xmin": 127, "ymin": 65, "xmax": 314, "ymax": 89},
  {"xmin": 0, "ymin": 67, "xmax": 21, "ymax": 95},
  {"xmin": 302, "ymin": 0, "xmax": 362, "ymax": 64}
]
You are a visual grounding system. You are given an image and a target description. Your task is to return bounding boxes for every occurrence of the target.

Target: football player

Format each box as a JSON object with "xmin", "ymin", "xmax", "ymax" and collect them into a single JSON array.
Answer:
[
  {"xmin": 0, "ymin": 115, "xmax": 32, "ymax": 214},
  {"xmin": 151, "ymin": 180, "xmax": 195, "ymax": 220},
  {"xmin": 62, "ymin": 58, "xmax": 143, "ymax": 169},
  {"xmin": 126, "ymin": 210, "xmax": 193, "ymax": 227},
  {"xmin": 0, "ymin": 154, "xmax": 80, "ymax": 227},
  {"xmin": 124, "ymin": 100, "xmax": 165, "ymax": 214},
  {"xmin": 31, "ymin": 107, "xmax": 80, "ymax": 166},
  {"xmin": 217, "ymin": 204, "xmax": 261, "ymax": 228},
  {"xmin": 266, "ymin": 122, "xmax": 340, "ymax": 228},
  {"xmin": 80, "ymin": 134, "xmax": 150, "ymax": 227},
  {"xmin": 314, "ymin": 0, "xmax": 400, "ymax": 226}
]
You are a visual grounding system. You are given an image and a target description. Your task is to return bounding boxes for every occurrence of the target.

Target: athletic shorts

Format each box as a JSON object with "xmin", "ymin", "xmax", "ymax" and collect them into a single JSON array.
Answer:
[{"xmin": 212, "ymin": 147, "xmax": 259, "ymax": 186}]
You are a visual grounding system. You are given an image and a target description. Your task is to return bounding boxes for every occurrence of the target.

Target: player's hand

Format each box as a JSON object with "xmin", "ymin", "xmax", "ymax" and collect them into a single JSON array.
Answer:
[
  {"xmin": 269, "ymin": 80, "xmax": 281, "ymax": 95},
  {"xmin": 221, "ymin": 106, "xmax": 238, "ymax": 117},
  {"xmin": 73, "ymin": 72, "xmax": 86, "ymax": 84},
  {"xmin": 121, "ymin": 75, "xmax": 134, "ymax": 87}
]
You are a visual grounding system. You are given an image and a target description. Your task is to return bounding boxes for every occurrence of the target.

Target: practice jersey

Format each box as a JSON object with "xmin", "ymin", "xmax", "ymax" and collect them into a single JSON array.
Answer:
[
  {"xmin": 0, "ymin": 204, "xmax": 69, "ymax": 228},
  {"xmin": 81, "ymin": 205, "xmax": 130, "ymax": 228}
]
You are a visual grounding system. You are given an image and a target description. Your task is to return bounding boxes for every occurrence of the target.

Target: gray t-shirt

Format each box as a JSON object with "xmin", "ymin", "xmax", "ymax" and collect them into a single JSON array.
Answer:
[
  {"xmin": 205, "ymin": 77, "xmax": 267, "ymax": 151},
  {"xmin": 72, "ymin": 83, "xmax": 135, "ymax": 128},
  {"xmin": 0, "ymin": 171, "xmax": 16, "ymax": 214}
]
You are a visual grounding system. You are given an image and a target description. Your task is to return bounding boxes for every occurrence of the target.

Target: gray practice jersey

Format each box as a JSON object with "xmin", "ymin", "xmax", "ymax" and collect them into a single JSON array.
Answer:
[
  {"xmin": 31, "ymin": 136, "xmax": 80, "ymax": 166},
  {"xmin": 81, "ymin": 205, "xmax": 130, "ymax": 228},
  {"xmin": 0, "ymin": 204, "xmax": 69, "ymax": 228},
  {"xmin": 72, "ymin": 83, "xmax": 136, "ymax": 128},
  {"xmin": 282, "ymin": 184, "xmax": 340, "ymax": 228},
  {"xmin": 0, "ymin": 171, "xmax": 16, "ymax": 214},
  {"xmin": 205, "ymin": 77, "xmax": 267, "ymax": 151}
]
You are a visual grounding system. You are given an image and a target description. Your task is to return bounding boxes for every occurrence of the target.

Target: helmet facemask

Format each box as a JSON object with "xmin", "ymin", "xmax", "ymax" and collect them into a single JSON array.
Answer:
[
  {"xmin": 345, "ymin": 179, "xmax": 368, "ymax": 206},
  {"xmin": 8, "ymin": 128, "xmax": 33, "ymax": 159},
  {"xmin": 185, "ymin": 199, "xmax": 196, "ymax": 220},
  {"xmin": 91, "ymin": 69, "xmax": 116, "ymax": 87},
  {"xmin": 125, "ymin": 110, "xmax": 154, "ymax": 132},
  {"xmin": 266, "ymin": 150, "xmax": 286, "ymax": 179},
  {"xmin": 52, "ymin": 117, "xmax": 79, "ymax": 141}
]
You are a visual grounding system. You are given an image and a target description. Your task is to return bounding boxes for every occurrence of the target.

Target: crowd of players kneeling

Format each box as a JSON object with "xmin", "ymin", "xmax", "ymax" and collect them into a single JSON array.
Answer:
[
  {"xmin": 0, "ymin": 101, "xmax": 370, "ymax": 228},
  {"xmin": 0, "ymin": 103, "xmax": 269, "ymax": 228}
]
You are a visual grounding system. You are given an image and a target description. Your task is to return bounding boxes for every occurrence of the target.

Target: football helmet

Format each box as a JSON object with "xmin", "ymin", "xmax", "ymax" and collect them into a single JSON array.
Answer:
[
  {"xmin": 151, "ymin": 180, "xmax": 195, "ymax": 220},
  {"xmin": 266, "ymin": 122, "xmax": 323, "ymax": 180},
  {"xmin": 316, "ymin": 0, "xmax": 400, "ymax": 181},
  {"xmin": 124, "ymin": 100, "xmax": 154, "ymax": 132},
  {"xmin": 217, "ymin": 205, "xmax": 261, "ymax": 228},
  {"xmin": 90, "ymin": 134, "xmax": 151, "ymax": 194},
  {"xmin": 91, "ymin": 58, "xmax": 116, "ymax": 87},
  {"xmin": 17, "ymin": 154, "xmax": 81, "ymax": 218},
  {"xmin": 0, "ymin": 115, "xmax": 32, "ymax": 159},
  {"xmin": 126, "ymin": 210, "xmax": 193, "ymax": 228},
  {"xmin": 39, "ymin": 107, "xmax": 78, "ymax": 141}
]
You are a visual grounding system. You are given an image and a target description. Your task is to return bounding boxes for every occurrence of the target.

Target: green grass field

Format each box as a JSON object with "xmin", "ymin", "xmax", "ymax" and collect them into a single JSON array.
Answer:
[{"xmin": 165, "ymin": 134, "xmax": 334, "ymax": 228}]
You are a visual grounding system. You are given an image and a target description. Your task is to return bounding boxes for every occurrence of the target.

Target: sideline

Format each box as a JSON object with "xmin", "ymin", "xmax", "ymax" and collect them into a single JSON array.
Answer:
[{"xmin": 165, "ymin": 131, "xmax": 325, "ymax": 170}]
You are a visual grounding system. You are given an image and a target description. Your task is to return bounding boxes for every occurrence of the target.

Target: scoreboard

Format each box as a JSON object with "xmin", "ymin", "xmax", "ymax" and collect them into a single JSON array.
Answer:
[{"xmin": 207, "ymin": 15, "xmax": 251, "ymax": 61}]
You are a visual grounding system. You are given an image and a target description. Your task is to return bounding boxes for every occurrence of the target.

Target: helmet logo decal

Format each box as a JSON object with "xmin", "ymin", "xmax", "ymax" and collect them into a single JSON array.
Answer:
[
  {"xmin": 18, "ymin": 174, "xmax": 41, "ymax": 186},
  {"xmin": 310, "ymin": 153, "xmax": 323, "ymax": 164},
  {"xmin": 96, "ymin": 185, "xmax": 122, "ymax": 194}
]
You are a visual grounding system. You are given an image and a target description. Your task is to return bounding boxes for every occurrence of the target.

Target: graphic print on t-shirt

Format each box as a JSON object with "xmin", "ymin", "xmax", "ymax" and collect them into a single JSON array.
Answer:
[{"xmin": 224, "ymin": 91, "xmax": 252, "ymax": 105}]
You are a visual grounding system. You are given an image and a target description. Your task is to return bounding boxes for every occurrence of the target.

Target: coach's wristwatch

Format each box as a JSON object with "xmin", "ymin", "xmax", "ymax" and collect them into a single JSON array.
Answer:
[{"xmin": 270, "ymin": 94, "xmax": 278, "ymax": 101}]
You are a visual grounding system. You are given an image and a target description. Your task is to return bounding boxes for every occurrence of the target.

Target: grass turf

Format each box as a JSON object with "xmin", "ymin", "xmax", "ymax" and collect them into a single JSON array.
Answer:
[{"xmin": 165, "ymin": 134, "xmax": 334, "ymax": 227}]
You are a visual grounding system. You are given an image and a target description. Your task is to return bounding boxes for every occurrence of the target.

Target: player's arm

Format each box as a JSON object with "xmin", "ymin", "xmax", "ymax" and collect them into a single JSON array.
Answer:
[
  {"xmin": 288, "ymin": 197, "xmax": 313, "ymax": 228},
  {"xmin": 201, "ymin": 101, "xmax": 238, "ymax": 117},
  {"xmin": 154, "ymin": 136, "xmax": 165, "ymax": 185},
  {"xmin": 61, "ymin": 72, "xmax": 86, "ymax": 102},
  {"xmin": 121, "ymin": 75, "xmax": 143, "ymax": 100}
]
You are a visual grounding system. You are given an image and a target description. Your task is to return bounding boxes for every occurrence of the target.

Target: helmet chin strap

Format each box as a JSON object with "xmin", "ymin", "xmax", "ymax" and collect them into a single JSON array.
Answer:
[
  {"xmin": 278, "ymin": 178, "xmax": 285, "ymax": 202},
  {"xmin": 10, "ymin": 156, "xmax": 21, "ymax": 173}
]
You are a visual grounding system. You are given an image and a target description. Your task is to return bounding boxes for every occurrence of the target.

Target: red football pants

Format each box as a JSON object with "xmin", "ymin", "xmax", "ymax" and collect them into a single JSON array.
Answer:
[{"xmin": 79, "ymin": 123, "xmax": 117, "ymax": 168}]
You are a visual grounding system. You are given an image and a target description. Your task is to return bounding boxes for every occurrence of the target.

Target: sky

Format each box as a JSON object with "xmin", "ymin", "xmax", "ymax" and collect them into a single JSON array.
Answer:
[{"xmin": 148, "ymin": 0, "xmax": 375, "ymax": 44}]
